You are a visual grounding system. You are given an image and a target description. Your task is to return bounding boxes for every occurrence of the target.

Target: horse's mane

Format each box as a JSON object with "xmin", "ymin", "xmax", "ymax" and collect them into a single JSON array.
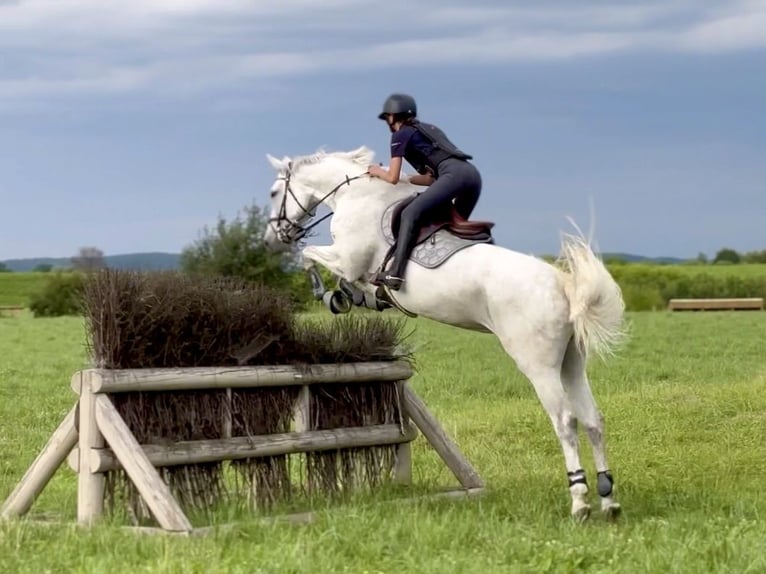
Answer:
[{"xmin": 291, "ymin": 146, "xmax": 375, "ymax": 172}]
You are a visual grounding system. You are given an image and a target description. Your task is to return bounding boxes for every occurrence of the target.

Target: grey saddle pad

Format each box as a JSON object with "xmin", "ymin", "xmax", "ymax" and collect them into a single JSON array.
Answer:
[{"xmin": 380, "ymin": 200, "xmax": 491, "ymax": 269}]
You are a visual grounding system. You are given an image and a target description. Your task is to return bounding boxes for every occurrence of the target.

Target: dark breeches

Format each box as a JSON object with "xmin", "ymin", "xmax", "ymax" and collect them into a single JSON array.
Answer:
[{"xmin": 390, "ymin": 159, "xmax": 482, "ymax": 277}]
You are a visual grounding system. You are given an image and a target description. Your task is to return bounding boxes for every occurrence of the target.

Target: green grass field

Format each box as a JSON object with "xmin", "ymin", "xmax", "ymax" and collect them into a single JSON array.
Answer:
[
  {"xmin": 0, "ymin": 274, "xmax": 49, "ymax": 307},
  {"xmin": 677, "ymin": 263, "xmax": 766, "ymax": 277},
  {"xmin": 1, "ymin": 309, "xmax": 765, "ymax": 573}
]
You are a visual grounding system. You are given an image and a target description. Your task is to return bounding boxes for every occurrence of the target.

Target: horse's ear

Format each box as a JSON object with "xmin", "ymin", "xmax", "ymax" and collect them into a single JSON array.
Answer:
[
  {"xmin": 266, "ymin": 153, "xmax": 284, "ymax": 171},
  {"xmin": 348, "ymin": 145, "xmax": 374, "ymax": 165}
]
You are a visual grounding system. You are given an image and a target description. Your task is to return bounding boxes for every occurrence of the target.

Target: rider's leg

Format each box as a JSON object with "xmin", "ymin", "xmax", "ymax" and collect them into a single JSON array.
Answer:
[
  {"xmin": 384, "ymin": 171, "xmax": 462, "ymax": 289},
  {"xmin": 382, "ymin": 161, "xmax": 479, "ymax": 289},
  {"xmin": 385, "ymin": 200, "xmax": 425, "ymax": 284},
  {"xmin": 453, "ymin": 163, "xmax": 482, "ymax": 219}
]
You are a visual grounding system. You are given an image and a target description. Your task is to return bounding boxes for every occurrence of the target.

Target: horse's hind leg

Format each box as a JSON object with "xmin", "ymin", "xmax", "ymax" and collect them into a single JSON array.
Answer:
[
  {"xmin": 503, "ymin": 338, "xmax": 592, "ymax": 521},
  {"xmin": 528, "ymin": 367, "xmax": 592, "ymax": 521},
  {"xmin": 561, "ymin": 337, "xmax": 621, "ymax": 520}
]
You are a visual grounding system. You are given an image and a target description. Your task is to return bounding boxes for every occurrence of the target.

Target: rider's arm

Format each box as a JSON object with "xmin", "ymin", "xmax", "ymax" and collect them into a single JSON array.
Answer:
[
  {"xmin": 368, "ymin": 156, "xmax": 403, "ymax": 184},
  {"xmin": 407, "ymin": 173, "xmax": 435, "ymax": 186},
  {"xmin": 367, "ymin": 126, "xmax": 416, "ymax": 184}
]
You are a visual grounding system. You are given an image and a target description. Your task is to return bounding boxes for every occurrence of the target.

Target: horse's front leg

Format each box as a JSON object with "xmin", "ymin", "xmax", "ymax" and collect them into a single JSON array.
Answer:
[
  {"xmin": 302, "ymin": 244, "xmax": 345, "ymax": 279},
  {"xmin": 306, "ymin": 266, "xmax": 325, "ymax": 300},
  {"xmin": 299, "ymin": 247, "xmax": 332, "ymax": 301},
  {"xmin": 301, "ymin": 245, "xmax": 387, "ymax": 313},
  {"xmin": 303, "ymin": 243, "xmax": 376, "ymax": 282}
]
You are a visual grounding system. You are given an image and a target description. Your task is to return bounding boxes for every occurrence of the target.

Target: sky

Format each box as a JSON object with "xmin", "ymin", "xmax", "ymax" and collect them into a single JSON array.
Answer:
[{"xmin": 1, "ymin": 0, "xmax": 765, "ymax": 261}]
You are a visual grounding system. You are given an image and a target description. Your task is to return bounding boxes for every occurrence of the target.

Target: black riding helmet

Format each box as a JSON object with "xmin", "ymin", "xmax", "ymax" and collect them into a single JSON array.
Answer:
[{"xmin": 378, "ymin": 93, "xmax": 417, "ymax": 121}]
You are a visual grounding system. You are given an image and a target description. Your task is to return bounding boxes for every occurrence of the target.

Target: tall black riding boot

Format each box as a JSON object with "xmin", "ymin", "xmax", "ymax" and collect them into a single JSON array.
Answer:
[{"xmin": 380, "ymin": 223, "xmax": 419, "ymax": 291}]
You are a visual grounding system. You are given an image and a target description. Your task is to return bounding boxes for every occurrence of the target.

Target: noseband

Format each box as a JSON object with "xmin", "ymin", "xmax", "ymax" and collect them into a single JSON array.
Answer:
[{"xmin": 269, "ymin": 164, "xmax": 366, "ymax": 245}]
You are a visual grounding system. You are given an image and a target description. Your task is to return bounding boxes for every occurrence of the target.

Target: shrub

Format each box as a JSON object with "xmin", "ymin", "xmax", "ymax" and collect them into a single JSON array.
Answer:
[
  {"xmin": 714, "ymin": 248, "xmax": 741, "ymax": 264},
  {"xmin": 620, "ymin": 284, "xmax": 665, "ymax": 311},
  {"xmin": 28, "ymin": 272, "xmax": 85, "ymax": 317}
]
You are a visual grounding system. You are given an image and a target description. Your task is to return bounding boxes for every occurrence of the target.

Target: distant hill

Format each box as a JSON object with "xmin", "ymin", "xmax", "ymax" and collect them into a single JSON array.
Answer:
[
  {"xmin": 2, "ymin": 250, "xmax": 688, "ymax": 273},
  {"xmin": 1, "ymin": 252, "xmax": 181, "ymax": 272},
  {"xmin": 601, "ymin": 252, "xmax": 687, "ymax": 264}
]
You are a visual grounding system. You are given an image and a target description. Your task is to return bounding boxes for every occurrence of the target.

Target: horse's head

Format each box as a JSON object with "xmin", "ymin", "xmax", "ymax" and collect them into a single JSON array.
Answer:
[{"xmin": 262, "ymin": 146, "xmax": 375, "ymax": 251}]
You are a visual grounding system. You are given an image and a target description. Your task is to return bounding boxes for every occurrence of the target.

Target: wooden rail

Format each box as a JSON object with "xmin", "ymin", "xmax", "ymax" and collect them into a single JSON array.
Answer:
[
  {"xmin": 72, "ymin": 361, "xmax": 414, "ymax": 393},
  {"xmin": 667, "ymin": 298, "xmax": 764, "ymax": 311},
  {"xmin": 68, "ymin": 422, "xmax": 419, "ymax": 473}
]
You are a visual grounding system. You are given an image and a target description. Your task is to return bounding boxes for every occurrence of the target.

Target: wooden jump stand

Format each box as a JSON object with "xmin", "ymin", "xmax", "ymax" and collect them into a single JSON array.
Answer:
[
  {"xmin": 0, "ymin": 305, "xmax": 24, "ymax": 317},
  {"xmin": 667, "ymin": 298, "xmax": 764, "ymax": 311},
  {"xmin": 1, "ymin": 361, "xmax": 483, "ymax": 535}
]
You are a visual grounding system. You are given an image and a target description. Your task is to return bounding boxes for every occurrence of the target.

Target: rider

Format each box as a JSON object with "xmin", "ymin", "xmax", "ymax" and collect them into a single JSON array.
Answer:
[{"xmin": 367, "ymin": 93, "xmax": 482, "ymax": 291}]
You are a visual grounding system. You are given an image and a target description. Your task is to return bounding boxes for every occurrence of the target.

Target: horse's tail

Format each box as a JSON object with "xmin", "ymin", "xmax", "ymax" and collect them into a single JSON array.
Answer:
[{"xmin": 557, "ymin": 222, "xmax": 627, "ymax": 361}]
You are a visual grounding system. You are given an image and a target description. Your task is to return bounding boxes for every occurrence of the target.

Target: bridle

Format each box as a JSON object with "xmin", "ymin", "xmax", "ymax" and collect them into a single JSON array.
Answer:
[{"xmin": 268, "ymin": 163, "xmax": 366, "ymax": 245}]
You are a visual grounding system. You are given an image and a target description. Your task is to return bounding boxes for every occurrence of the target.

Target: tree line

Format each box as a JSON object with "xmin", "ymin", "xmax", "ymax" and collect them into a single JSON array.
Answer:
[
  {"xmin": 698, "ymin": 248, "xmax": 766, "ymax": 264},
  {"xmin": 2, "ymin": 201, "xmax": 764, "ymax": 294}
]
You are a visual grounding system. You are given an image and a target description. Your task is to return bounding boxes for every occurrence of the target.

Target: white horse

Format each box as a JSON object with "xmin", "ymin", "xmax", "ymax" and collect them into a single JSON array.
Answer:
[{"xmin": 262, "ymin": 145, "xmax": 627, "ymax": 521}]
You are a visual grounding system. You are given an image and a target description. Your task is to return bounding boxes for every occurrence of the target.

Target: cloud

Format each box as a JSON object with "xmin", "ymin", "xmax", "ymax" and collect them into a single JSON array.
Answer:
[
  {"xmin": 1, "ymin": 0, "xmax": 764, "ymax": 107},
  {"xmin": 676, "ymin": 2, "xmax": 766, "ymax": 52}
]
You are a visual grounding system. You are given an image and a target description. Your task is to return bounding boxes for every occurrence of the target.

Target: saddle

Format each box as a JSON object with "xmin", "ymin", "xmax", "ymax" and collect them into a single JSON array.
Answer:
[{"xmin": 390, "ymin": 195, "xmax": 495, "ymax": 245}]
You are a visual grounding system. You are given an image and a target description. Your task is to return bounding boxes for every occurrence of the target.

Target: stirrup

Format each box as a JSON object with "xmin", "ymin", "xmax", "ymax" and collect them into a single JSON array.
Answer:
[
  {"xmin": 382, "ymin": 275, "xmax": 404, "ymax": 291},
  {"xmin": 372, "ymin": 271, "xmax": 404, "ymax": 291}
]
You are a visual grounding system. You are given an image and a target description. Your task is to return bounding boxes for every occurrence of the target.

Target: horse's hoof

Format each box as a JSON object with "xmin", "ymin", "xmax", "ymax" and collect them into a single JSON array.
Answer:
[
  {"xmin": 571, "ymin": 504, "xmax": 591, "ymax": 523},
  {"xmin": 602, "ymin": 502, "xmax": 622, "ymax": 522}
]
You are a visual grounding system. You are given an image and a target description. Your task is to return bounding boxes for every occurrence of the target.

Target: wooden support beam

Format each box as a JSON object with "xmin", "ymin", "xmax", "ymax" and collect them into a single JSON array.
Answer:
[
  {"xmin": 0, "ymin": 406, "xmax": 78, "ymax": 520},
  {"xmin": 77, "ymin": 371, "xmax": 104, "ymax": 526},
  {"xmin": 80, "ymin": 361, "xmax": 413, "ymax": 393},
  {"xmin": 402, "ymin": 385, "xmax": 483, "ymax": 489},
  {"xmin": 94, "ymin": 395, "xmax": 193, "ymax": 533}
]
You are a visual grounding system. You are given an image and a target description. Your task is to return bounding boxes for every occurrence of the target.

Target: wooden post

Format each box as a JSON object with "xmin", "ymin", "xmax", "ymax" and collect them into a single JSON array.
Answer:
[
  {"xmin": 76, "ymin": 371, "xmax": 105, "ymax": 526},
  {"xmin": 293, "ymin": 384, "xmax": 312, "ymax": 495},
  {"xmin": 223, "ymin": 388, "xmax": 233, "ymax": 439},
  {"xmin": 0, "ymin": 405, "xmax": 78, "ymax": 520},
  {"xmin": 293, "ymin": 385, "xmax": 311, "ymax": 433}
]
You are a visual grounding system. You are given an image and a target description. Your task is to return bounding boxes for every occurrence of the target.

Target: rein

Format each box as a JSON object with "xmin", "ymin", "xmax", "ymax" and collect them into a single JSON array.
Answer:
[{"xmin": 269, "ymin": 167, "xmax": 367, "ymax": 244}]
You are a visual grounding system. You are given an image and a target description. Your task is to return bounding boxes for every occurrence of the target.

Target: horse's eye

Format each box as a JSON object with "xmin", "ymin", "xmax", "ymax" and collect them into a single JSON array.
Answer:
[{"xmin": 270, "ymin": 191, "xmax": 277, "ymax": 198}]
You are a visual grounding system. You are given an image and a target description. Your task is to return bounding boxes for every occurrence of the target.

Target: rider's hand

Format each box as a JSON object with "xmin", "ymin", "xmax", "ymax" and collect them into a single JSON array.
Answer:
[{"xmin": 367, "ymin": 164, "xmax": 383, "ymax": 178}]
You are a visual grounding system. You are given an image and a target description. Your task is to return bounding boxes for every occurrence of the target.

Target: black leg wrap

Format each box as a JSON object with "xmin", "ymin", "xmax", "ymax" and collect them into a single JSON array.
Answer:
[
  {"xmin": 325, "ymin": 279, "xmax": 390, "ymax": 313},
  {"xmin": 322, "ymin": 290, "xmax": 352, "ymax": 314},
  {"xmin": 596, "ymin": 470, "xmax": 614, "ymax": 497},
  {"xmin": 339, "ymin": 279, "xmax": 365, "ymax": 306},
  {"xmin": 567, "ymin": 469, "xmax": 587, "ymax": 488}
]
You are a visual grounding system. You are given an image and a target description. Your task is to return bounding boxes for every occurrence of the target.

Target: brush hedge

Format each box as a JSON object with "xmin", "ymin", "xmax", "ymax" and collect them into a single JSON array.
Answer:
[{"xmin": 81, "ymin": 270, "xmax": 412, "ymax": 524}]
